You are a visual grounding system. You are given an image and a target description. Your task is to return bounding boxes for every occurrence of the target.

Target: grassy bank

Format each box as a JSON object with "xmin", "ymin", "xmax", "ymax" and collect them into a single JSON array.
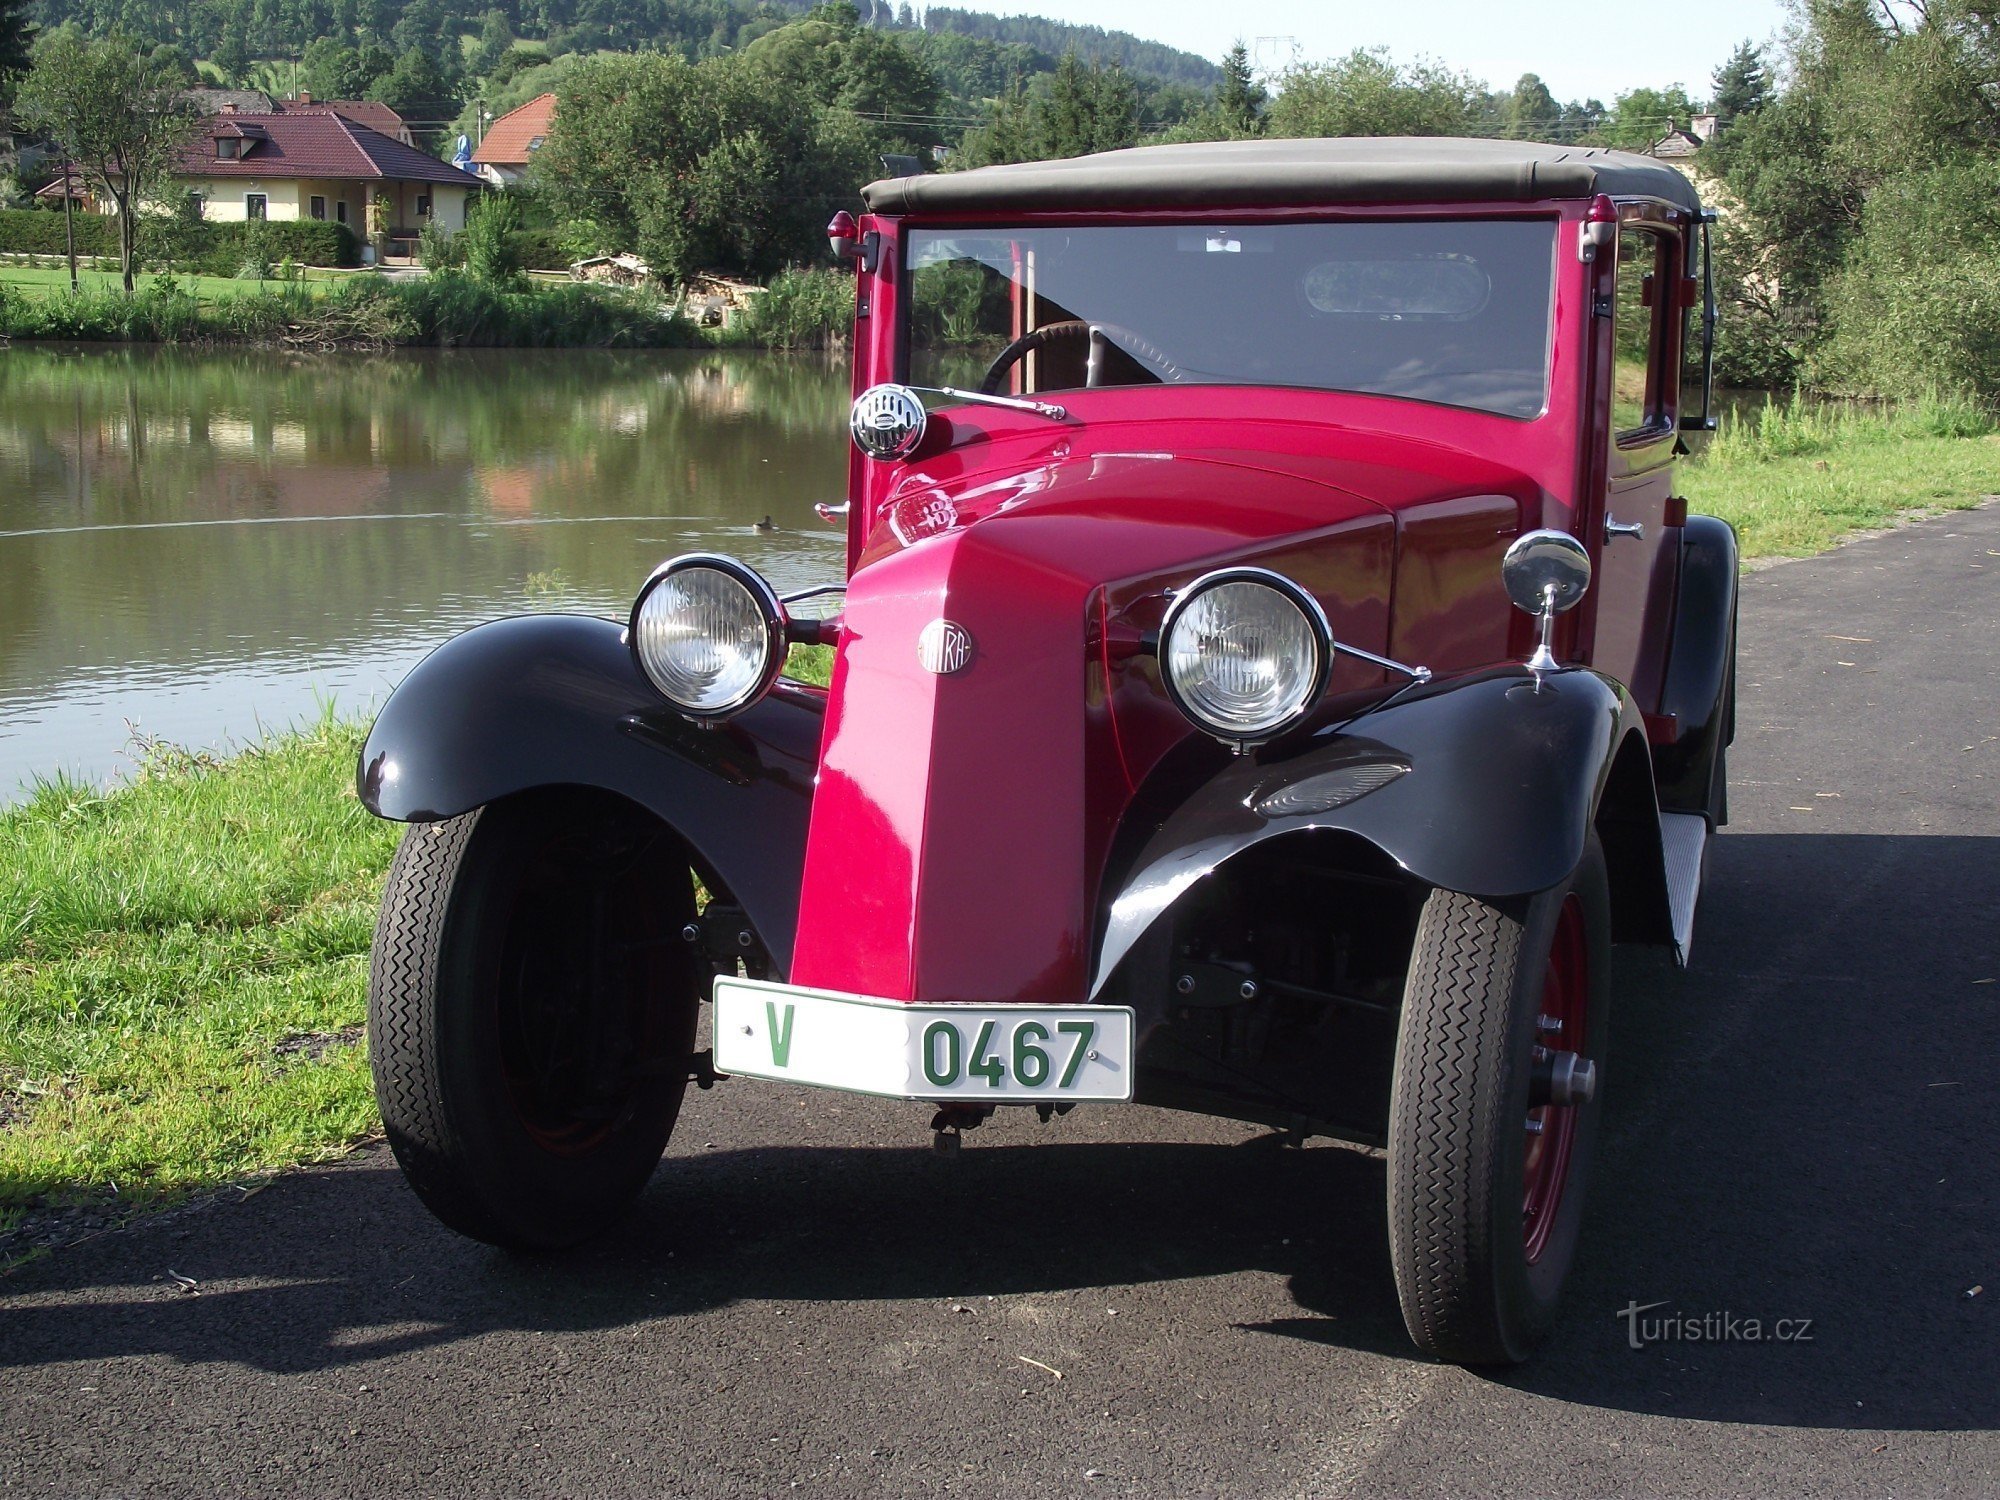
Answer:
[
  {"xmin": 0, "ymin": 271, "xmax": 709, "ymax": 349},
  {"xmin": 0, "ymin": 265, "xmax": 859, "ymax": 351},
  {"xmin": 1683, "ymin": 391, "xmax": 1999, "ymax": 557},
  {"xmin": 0, "ymin": 718, "xmax": 395, "ymax": 1232},
  {"xmin": 0, "ymin": 651, "xmax": 834, "ymax": 1242},
  {"xmin": 0, "ymin": 265, "xmax": 356, "ymax": 297}
]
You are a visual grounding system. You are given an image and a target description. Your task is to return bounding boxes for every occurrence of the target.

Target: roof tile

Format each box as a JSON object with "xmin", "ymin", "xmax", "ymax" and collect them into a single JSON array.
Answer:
[
  {"xmin": 177, "ymin": 112, "xmax": 482, "ymax": 188},
  {"xmin": 472, "ymin": 93, "xmax": 557, "ymax": 167}
]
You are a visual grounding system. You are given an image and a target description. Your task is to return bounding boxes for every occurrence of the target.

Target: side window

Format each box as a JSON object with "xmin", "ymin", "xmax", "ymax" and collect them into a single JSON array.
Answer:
[{"xmin": 1612, "ymin": 227, "xmax": 1669, "ymax": 438}]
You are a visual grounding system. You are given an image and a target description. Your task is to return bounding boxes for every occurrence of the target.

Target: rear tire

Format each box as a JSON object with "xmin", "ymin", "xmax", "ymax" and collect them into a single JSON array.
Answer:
[
  {"xmin": 367, "ymin": 791, "xmax": 702, "ymax": 1250},
  {"xmin": 1387, "ymin": 837, "xmax": 1610, "ymax": 1364}
]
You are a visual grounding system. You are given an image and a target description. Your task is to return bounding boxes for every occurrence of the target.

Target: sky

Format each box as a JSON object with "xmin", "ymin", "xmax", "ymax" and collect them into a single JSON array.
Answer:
[{"xmin": 944, "ymin": 0, "xmax": 1795, "ymax": 104}]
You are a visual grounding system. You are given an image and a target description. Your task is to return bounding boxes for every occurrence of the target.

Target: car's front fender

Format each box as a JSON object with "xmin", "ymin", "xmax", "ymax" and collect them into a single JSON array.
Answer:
[
  {"xmin": 358, "ymin": 614, "xmax": 823, "ymax": 974},
  {"xmin": 1090, "ymin": 665, "xmax": 1664, "ymax": 997}
]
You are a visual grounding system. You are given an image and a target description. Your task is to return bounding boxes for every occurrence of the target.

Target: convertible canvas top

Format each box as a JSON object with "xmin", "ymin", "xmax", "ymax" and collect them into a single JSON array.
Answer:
[{"xmin": 861, "ymin": 136, "xmax": 1701, "ymax": 217}]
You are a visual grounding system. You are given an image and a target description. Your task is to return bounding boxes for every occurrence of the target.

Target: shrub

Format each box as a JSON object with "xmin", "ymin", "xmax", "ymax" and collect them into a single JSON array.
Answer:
[
  {"xmin": 0, "ymin": 209, "xmax": 360, "ymax": 270},
  {"xmin": 0, "ymin": 206, "xmax": 118, "ymax": 257},
  {"xmin": 460, "ymin": 193, "xmax": 524, "ymax": 286},
  {"xmin": 417, "ymin": 220, "xmax": 464, "ymax": 273},
  {"xmin": 1812, "ymin": 159, "xmax": 2000, "ymax": 401},
  {"xmin": 737, "ymin": 266, "xmax": 850, "ymax": 349},
  {"xmin": 509, "ymin": 226, "xmax": 572, "ymax": 271}
]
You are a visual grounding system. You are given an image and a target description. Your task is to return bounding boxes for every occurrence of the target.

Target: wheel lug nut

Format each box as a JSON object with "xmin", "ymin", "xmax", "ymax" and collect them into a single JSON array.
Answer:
[
  {"xmin": 1537, "ymin": 1015, "xmax": 1563, "ymax": 1035},
  {"xmin": 1525, "ymin": 1117, "xmax": 1545, "ymax": 1135}
]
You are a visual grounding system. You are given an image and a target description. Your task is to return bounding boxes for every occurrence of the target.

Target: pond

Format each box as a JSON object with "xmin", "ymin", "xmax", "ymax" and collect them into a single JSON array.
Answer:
[{"xmin": 0, "ymin": 346, "xmax": 852, "ymax": 799}]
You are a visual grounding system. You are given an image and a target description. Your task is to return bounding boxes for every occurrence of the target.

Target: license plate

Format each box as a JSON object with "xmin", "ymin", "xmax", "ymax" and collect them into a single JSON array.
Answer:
[{"xmin": 712, "ymin": 977, "xmax": 1134, "ymax": 1102}]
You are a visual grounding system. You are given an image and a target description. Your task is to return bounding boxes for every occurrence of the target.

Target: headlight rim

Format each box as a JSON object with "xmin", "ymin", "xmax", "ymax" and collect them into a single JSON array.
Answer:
[
  {"xmin": 1158, "ymin": 565, "xmax": 1335, "ymax": 748},
  {"xmin": 628, "ymin": 552, "xmax": 790, "ymax": 722}
]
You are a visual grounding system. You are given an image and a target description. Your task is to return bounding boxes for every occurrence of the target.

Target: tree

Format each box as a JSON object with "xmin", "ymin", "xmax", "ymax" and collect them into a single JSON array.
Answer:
[
  {"xmin": 1598, "ymin": 84, "xmax": 1701, "ymax": 149},
  {"xmin": 303, "ymin": 37, "xmax": 396, "ymax": 100},
  {"xmin": 1214, "ymin": 41, "xmax": 1265, "ymax": 135},
  {"xmin": 367, "ymin": 46, "xmax": 459, "ymax": 138},
  {"xmin": 1036, "ymin": 52, "xmax": 1137, "ymax": 158},
  {"xmin": 1503, "ymin": 72, "xmax": 1558, "ymax": 139},
  {"xmin": 147, "ymin": 43, "xmax": 201, "ymax": 87},
  {"xmin": 532, "ymin": 51, "xmax": 873, "ymax": 281},
  {"xmin": 470, "ymin": 8, "xmax": 513, "ymax": 76},
  {"xmin": 0, "ymin": 0, "xmax": 33, "ymax": 85},
  {"xmin": 1266, "ymin": 48, "xmax": 1479, "ymax": 138},
  {"xmin": 1710, "ymin": 41, "xmax": 1768, "ymax": 128},
  {"xmin": 13, "ymin": 30, "xmax": 198, "ymax": 292},
  {"xmin": 212, "ymin": 25, "xmax": 249, "ymax": 84}
]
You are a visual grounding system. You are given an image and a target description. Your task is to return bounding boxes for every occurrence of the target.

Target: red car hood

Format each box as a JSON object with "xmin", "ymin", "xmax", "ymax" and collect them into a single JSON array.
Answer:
[{"xmin": 787, "ymin": 447, "xmax": 1410, "ymax": 1005}]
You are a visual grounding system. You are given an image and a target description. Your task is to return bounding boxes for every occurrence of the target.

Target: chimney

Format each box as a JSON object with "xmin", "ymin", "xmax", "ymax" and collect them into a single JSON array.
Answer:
[
  {"xmin": 221, "ymin": 101, "xmax": 237, "ymax": 114},
  {"xmin": 1691, "ymin": 113, "xmax": 1718, "ymax": 142},
  {"xmin": 298, "ymin": 89, "xmax": 313, "ymax": 104}
]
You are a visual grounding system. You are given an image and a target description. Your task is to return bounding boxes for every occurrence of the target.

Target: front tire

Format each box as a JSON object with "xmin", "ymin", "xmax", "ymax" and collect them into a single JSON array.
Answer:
[
  {"xmin": 367, "ymin": 791, "xmax": 702, "ymax": 1250},
  {"xmin": 1386, "ymin": 837, "xmax": 1610, "ymax": 1364}
]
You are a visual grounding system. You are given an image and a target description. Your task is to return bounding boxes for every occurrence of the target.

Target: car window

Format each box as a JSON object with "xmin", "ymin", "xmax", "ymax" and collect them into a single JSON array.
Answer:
[
  {"xmin": 1612, "ymin": 227, "xmax": 1670, "ymax": 438},
  {"xmin": 905, "ymin": 220, "xmax": 1557, "ymax": 420}
]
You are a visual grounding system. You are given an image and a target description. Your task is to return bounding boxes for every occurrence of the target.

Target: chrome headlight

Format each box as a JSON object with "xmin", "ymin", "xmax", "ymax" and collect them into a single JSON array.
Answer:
[
  {"xmin": 629, "ymin": 554, "xmax": 788, "ymax": 721},
  {"xmin": 1159, "ymin": 568, "xmax": 1332, "ymax": 747}
]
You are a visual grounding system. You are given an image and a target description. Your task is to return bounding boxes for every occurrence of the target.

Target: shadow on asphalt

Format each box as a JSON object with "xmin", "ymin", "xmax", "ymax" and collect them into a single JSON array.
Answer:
[
  {"xmin": 1503, "ymin": 833, "xmax": 1999, "ymax": 1433},
  {"xmin": 0, "ymin": 1133, "xmax": 1415, "ymax": 1370},
  {"xmin": 2, "ymin": 835, "xmax": 1993, "ymax": 1435}
]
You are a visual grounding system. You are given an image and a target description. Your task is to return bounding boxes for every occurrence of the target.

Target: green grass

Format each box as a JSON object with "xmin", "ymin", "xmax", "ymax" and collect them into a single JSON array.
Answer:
[
  {"xmin": 1683, "ymin": 391, "xmax": 2000, "ymax": 558},
  {"xmin": 0, "ymin": 650, "xmax": 834, "ymax": 1229},
  {"xmin": 0, "ymin": 717, "xmax": 397, "ymax": 1225},
  {"xmin": 0, "ymin": 265, "xmax": 350, "ymax": 299}
]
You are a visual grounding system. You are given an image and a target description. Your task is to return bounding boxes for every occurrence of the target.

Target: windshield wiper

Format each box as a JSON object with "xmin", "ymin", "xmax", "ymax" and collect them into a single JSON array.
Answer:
[{"xmin": 912, "ymin": 386, "xmax": 1070, "ymax": 422}]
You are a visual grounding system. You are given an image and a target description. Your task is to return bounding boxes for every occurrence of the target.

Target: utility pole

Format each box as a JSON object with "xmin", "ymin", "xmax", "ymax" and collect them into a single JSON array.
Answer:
[{"xmin": 61, "ymin": 152, "xmax": 77, "ymax": 291}]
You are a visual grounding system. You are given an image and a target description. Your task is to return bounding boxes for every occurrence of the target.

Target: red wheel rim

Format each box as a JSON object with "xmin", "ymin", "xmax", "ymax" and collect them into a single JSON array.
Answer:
[{"xmin": 1523, "ymin": 893, "xmax": 1587, "ymax": 1264}]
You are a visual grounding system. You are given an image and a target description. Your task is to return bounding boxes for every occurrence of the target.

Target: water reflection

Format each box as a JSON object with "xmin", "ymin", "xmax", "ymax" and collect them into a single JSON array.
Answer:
[{"xmin": 0, "ymin": 346, "xmax": 850, "ymax": 796}]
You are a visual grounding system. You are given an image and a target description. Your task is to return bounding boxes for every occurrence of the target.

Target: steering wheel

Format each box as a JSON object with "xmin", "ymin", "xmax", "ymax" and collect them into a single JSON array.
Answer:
[{"xmin": 978, "ymin": 320, "xmax": 1188, "ymax": 394}]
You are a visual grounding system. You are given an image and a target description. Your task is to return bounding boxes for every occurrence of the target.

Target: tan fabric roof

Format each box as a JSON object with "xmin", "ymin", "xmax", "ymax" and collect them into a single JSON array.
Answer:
[{"xmin": 863, "ymin": 137, "xmax": 1702, "ymax": 216}]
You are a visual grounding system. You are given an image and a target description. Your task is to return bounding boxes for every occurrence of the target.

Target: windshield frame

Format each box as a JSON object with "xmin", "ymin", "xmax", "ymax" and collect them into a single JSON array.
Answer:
[{"xmin": 893, "ymin": 206, "xmax": 1565, "ymax": 424}]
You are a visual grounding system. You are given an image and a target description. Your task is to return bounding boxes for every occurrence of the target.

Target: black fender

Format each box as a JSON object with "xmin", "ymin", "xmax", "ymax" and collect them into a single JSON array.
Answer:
[
  {"xmin": 357, "ymin": 614, "xmax": 823, "ymax": 975},
  {"xmin": 1654, "ymin": 513, "xmax": 1739, "ymax": 818},
  {"xmin": 1090, "ymin": 665, "xmax": 1672, "ymax": 997}
]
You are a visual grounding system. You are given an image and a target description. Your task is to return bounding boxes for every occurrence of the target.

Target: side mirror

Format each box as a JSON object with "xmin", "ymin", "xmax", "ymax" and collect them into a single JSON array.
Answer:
[{"xmin": 1502, "ymin": 530, "xmax": 1591, "ymax": 673}]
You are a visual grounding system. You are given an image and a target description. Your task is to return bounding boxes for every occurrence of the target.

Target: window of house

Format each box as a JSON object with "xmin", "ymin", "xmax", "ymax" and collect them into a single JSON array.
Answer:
[
  {"xmin": 335, "ymin": 200, "xmax": 348, "ymax": 225},
  {"xmin": 246, "ymin": 193, "xmax": 267, "ymax": 221},
  {"xmin": 1613, "ymin": 226, "xmax": 1671, "ymax": 438},
  {"xmin": 186, "ymin": 191, "xmax": 204, "ymax": 216},
  {"xmin": 310, "ymin": 196, "xmax": 326, "ymax": 220},
  {"xmin": 216, "ymin": 137, "xmax": 240, "ymax": 160},
  {"xmin": 416, "ymin": 194, "xmax": 431, "ymax": 217}
]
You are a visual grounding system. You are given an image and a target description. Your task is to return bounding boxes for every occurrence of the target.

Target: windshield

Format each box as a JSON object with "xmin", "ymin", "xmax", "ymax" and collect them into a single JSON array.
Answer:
[{"xmin": 906, "ymin": 220, "xmax": 1556, "ymax": 419}]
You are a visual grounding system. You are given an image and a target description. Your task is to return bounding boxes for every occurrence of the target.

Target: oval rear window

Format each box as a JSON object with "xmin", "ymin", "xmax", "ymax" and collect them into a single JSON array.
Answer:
[{"xmin": 1302, "ymin": 255, "xmax": 1491, "ymax": 320}]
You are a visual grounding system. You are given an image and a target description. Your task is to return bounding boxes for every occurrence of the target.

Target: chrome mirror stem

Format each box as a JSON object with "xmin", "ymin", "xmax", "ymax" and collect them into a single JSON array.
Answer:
[{"xmin": 1526, "ymin": 584, "xmax": 1561, "ymax": 673}]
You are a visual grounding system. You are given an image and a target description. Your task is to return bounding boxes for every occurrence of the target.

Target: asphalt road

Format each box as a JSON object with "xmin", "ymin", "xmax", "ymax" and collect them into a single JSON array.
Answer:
[{"xmin": 4, "ymin": 504, "xmax": 1997, "ymax": 1499}]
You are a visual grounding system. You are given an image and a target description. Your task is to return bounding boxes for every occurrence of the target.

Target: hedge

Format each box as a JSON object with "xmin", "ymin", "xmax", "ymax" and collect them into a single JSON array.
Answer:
[
  {"xmin": 0, "ymin": 208, "xmax": 359, "ymax": 269},
  {"xmin": 0, "ymin": 208, "xmax": 117, "ymax": 256}
]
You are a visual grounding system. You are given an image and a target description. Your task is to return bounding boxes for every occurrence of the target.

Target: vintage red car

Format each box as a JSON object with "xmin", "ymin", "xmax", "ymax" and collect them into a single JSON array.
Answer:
[{"xmin": 359, "ymin": 137, "xmax": 1735, "ymax": 1365}]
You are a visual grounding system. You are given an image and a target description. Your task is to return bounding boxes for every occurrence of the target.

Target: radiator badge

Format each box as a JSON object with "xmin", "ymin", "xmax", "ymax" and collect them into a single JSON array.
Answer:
[{"xmin": 917, "ymin": 619, "xmax": 975, "ymax": 675}]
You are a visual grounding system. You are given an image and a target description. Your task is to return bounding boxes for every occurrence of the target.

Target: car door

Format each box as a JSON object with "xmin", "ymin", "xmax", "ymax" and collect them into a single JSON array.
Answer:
[{"xmin": 1589, "ymin": 223, "xmax": 1682, "ymax": 710}]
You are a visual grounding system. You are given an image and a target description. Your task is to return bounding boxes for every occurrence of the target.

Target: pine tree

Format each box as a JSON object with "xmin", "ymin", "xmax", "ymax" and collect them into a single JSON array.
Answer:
[
  {"xmin": 1215, "ymin": 41, "xmax": 1265, "ymax": 135},
  {"xmin": 1504, "ymin": 72, "xmax": 1559, "ymax": 139},
  {"xmin": 0, "ymin": 0, "xmax": 34, "ymax": 84},
  {"xmin": 1711, "ymin": 41, "xmax": 1768, "ymax": 127}
]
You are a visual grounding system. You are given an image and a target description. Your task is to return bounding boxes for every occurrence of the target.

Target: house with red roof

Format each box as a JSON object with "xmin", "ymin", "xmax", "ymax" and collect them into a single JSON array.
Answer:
[
  {"xmin": 470, "ymin": 93, "xmax": 556, "ymax": 188},
  {"xmin": 176, "ymin": 108, "xmax": 482, "ymax": 257}
]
